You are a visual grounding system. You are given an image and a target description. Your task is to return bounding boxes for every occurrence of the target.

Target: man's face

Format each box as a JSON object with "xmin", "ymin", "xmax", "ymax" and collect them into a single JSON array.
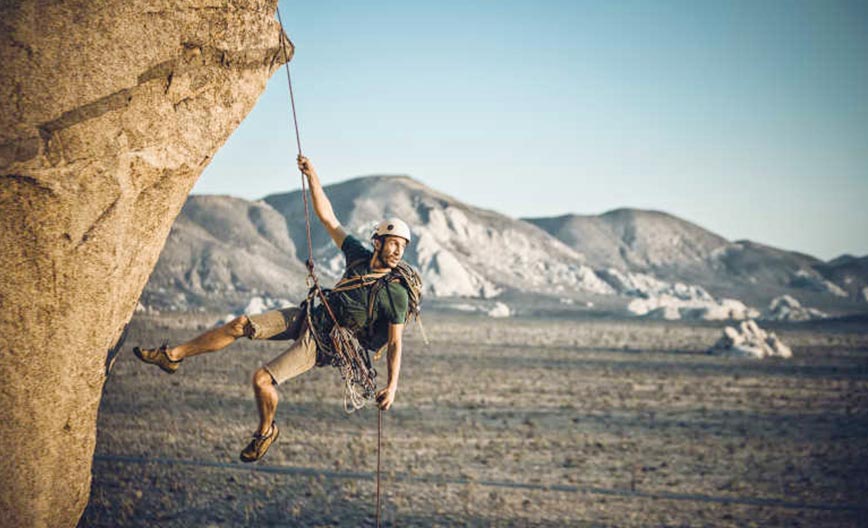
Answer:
[{"xmin": 376, "ymin": 236, "xmax": 407, "ymax": 268}]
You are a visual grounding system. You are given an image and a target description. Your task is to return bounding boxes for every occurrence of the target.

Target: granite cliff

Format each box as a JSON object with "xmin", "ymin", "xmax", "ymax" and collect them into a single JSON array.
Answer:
[{"xmin": 0, "ymin": 2, "xmax": 290, "ymax": 526}]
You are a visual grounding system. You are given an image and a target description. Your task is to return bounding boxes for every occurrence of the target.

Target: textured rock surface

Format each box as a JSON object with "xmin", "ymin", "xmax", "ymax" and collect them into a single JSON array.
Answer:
[
  {"xmin": 765, "ymin": 295, "xmax": 828, "ymax": 321},
  {"xmin": 597, "ymin": 268, "xmax": 759, "ymax": 321},
  {"xmin": 0, "ymin": 2, "xmax": 289, "ymax": 526},
  {"xmin": 708, "ymin": 320, "xmax": 793, "ymax": 359}
]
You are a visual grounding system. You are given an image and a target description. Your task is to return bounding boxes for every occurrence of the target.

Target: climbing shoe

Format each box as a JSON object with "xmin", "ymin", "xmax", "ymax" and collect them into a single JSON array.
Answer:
[
  {"xmin": 133, "ymin": 343, "xmax": 182, "ymax": 374},
  {"xmin": 240, "ymin": 422, "xmax": 280, "ymax": 463}
]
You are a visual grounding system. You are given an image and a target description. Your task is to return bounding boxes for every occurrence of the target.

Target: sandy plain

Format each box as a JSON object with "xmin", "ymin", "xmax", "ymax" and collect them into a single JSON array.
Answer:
[{"xmin": 81, "ymin": 313, "xmax": 868, "ymax": 527}]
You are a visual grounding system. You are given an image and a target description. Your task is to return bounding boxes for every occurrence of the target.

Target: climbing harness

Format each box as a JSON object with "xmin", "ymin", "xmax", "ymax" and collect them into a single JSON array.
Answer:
[
  {"xmin": 299, "ymin": 258, "xmax": 426, "ymax": 414},
  {"xmin": 333, "ymin": 259, "xmax": 427, "ymax": 353}
]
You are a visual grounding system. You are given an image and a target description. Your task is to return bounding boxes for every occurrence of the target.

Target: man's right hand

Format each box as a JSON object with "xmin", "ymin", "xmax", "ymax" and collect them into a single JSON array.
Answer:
[{"xmin": 297, "ymin": 155, "xmax": 315, "ymax": 178}]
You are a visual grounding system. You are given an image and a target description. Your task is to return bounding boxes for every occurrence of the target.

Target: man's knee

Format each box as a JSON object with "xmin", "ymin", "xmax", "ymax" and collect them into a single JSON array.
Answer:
[
  {"xmin": 227, "ymin": 315, "xmax": 251, "ymax": 338},
  {"xmin": 252, "ymin": 367, "xmax": 276, "ymax": 389}
]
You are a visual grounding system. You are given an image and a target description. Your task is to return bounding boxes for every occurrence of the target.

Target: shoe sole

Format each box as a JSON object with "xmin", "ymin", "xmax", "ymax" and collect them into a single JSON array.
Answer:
[
  {"xmin": 240, "ymin": 426, "xmax": 280, "ymax": 463},
  {"xmin": 133, "ymin": 346, "xmax": 178, "ymax": 375}
]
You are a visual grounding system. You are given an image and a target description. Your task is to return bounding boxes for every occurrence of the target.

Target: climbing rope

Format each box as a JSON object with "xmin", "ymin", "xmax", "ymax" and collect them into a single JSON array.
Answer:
[
  {"xmin": 275, "ymin": 8, "xmax": 385, "ymax": 525},
  {"xmin": 275, "ymin": 6, "xmax": 376, "ymax": 413},
  {"xmin": 376, "ymin": 408, "xmax": 383, "ymax": 528}
]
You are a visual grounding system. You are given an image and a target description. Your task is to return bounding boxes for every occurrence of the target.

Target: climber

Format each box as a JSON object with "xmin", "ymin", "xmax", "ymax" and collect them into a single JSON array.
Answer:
[{"xmin": 133, "ymin": 155, "xmax": 420, "ymax": 462}]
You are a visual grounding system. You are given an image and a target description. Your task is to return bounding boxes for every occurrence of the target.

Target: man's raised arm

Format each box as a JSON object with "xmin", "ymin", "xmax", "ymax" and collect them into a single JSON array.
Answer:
[{"xmin": 297, "ymin": 155, "xmax": 347, "ymax": 248}]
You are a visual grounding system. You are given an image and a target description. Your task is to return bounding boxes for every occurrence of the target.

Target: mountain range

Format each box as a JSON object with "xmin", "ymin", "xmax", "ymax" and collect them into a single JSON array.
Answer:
[{"xmin": 141, "ymin": 175, "xmax": 868, "ymax": 320}]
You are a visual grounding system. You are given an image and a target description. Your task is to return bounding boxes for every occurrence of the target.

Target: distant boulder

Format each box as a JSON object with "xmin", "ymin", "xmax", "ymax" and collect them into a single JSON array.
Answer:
[
  {"xmin": 708, "ymin": 320, "xmax": 792, "ymax": 359},
  {"xmin": 487, "ymin": 302, "xmax": 511, "ymax": 318},
  {"xmin": 438, "ymin": 300, "xmax": 513, "ymax": 318},
  {"xmin": 632, "ymin": 295, "xmax": 758, "ymax": 321},
  {"xmin": 641, "ymin": 303, "xmax": 682, "ymax": 321},
  {"xmin": 680, "ymin": 298, "xmax": 761, "ymax": 321},
  {"xmin": 764, "ymin": 295, "xmax": 827, "ymax": 321},
  {"xmin": 606, "ymin": 267, "xmax": 759, "ymax": 321}
]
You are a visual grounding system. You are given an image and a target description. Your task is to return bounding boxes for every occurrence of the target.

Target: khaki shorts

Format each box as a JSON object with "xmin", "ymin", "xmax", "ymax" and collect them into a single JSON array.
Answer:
[{"xmin": 246, "ymin": 307, "xmax": 318, "ymax": 386}]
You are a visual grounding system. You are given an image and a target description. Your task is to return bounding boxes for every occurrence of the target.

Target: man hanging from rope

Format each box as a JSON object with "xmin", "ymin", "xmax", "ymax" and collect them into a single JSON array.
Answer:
[{"xmin": 133, "ymin": 155, "xmax": 420, "ymax": 462}]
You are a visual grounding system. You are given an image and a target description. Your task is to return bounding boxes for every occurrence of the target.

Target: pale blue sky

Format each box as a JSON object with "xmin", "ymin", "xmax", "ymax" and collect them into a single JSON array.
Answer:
[{"xmin": 193, "ymin": 0, "xmax": 868, "ymax": 260}]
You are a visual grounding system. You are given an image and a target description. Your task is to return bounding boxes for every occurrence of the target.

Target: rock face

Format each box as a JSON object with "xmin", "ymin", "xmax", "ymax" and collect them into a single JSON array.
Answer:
[{"xmin": 0, "ymin": 2, "xmax": 289, "ymax": 526}]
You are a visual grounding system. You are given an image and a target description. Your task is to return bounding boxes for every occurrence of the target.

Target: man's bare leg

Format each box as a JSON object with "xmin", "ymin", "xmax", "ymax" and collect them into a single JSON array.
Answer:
[
  {"xmin": 252, "ymin": 368, "xmax": 279, "ymax": 435},
  {"xmin": 164, "ymin": 316, "xmax": 250, "ymax": 361},
  {"xmin": 239, "ymin": 326, "xmax": 315, "ymax": 462},
  {"xmin": 239, "ymin": 367, "xmax": 281, "ymax": 462}
]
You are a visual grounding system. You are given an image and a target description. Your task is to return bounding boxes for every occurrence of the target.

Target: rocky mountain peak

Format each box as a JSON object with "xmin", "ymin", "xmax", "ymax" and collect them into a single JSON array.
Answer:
[{"xmin": 145, "ymin": 175, "xmax": 868, "ymax": 319}]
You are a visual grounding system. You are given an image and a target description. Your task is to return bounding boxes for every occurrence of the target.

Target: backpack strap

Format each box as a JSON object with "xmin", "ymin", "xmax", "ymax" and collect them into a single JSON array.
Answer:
[
  {"xmin": 331, "ymin": 271, "xmax": 388, "ymax": 292},
  {"xmin": 364, "ymin": 272, "xmax": 410, "ymax": 344},
  {"xmin": 330, "ymin": 256, "xmax": 385, "ymax": 292}
]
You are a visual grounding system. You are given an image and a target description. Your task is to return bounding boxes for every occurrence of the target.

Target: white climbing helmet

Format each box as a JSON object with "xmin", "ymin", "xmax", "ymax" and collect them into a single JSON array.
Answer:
[{"xmin": 372, "ymin": 217, "xmax": 411, "ymax": 243}]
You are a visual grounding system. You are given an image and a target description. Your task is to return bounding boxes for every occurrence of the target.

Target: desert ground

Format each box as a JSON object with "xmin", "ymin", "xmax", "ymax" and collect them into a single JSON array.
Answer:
[{"xmin": 81, "ymin": 313, "xmax": 868, "ymax": 527}]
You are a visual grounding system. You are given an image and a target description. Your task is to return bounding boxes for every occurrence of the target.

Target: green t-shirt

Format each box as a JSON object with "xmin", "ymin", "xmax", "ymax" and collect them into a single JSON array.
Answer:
[{"xmin": 310, "ymin": 235, "xmax": 409, "ymax": 359}]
